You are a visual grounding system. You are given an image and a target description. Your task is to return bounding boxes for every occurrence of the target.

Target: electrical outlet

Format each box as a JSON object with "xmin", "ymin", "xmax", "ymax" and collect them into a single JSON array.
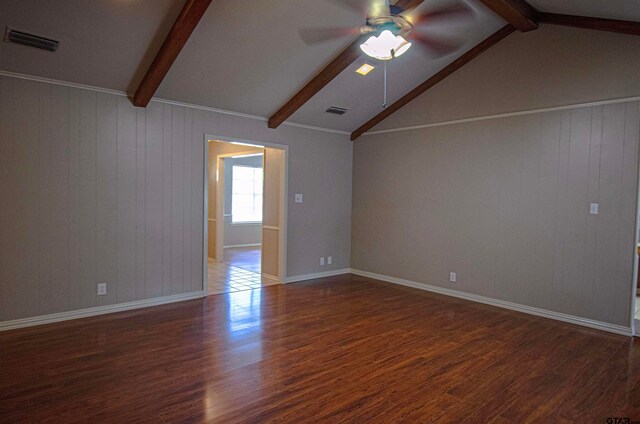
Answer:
[
  {"xmin": 320, "ymin": 257, "xmax": 325, "ymax": 266},
  {"xmin": 295, "ymin": 193, "xmax": 303, "ymax": 203},
  {"xmin": 97, "ymin": 283, "xmax": 107, "ymax": 295},
  {"xmin": 327, "ymin": 256, "xmax": 332, "ymax": 265},
  {"xmin": 449, "ymin": 272, "xmax": 457, "ymax": 283},
  {"xmin": 590, "ymin": 203, "xmax": 599, "ymax": 215}
]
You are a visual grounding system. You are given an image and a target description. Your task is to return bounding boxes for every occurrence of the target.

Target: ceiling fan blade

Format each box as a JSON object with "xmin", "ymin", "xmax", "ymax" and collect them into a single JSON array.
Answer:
[
  {"xmin": 370, "ymin": 0, "xmax": 390, "ymax": 18},
  {"xmin": 299, "ymin": 26, "xmax": 367, "ymax": 44},
  {"xmin": 326, "ymin": 0, "xmax": 389, "ymax": 18},
  {"xmin": 326, "ymin": 0, "xmax": 367, "ymax": 15},
  {"xmin": 408, "ymin": 32, "xmax": 463, "ymax": 58},
  {"xmin": 405, "ymin": 2, "xmax": 475, "ymax": 27}
]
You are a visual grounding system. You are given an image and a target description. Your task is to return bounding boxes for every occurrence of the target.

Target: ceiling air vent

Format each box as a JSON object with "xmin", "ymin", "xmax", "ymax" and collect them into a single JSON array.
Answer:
[
  {"xmin": 5, "ymin": 28, "xmax": 59, "ymax": 52},
  {"xmin": 325, "ymin": 106, "xmax": 348, "ymax": 115}
]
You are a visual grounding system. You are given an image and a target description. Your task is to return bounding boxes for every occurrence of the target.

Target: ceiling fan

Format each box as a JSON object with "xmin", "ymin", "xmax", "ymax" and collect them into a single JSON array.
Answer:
[{"xmin": 300, "ymin": 0, "xmax": 476, "ymax": 61}]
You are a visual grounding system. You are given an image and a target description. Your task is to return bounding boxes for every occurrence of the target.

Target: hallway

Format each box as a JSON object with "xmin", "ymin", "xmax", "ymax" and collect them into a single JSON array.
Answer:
[{"xmin": 223, "ymin": 246, "xmax": 261, "ymax": 273}]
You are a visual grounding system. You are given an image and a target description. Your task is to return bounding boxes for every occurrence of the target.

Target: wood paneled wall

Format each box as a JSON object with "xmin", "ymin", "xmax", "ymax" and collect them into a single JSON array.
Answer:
[
  {"xmin": 0, "ymin": 77, "xmax": 204, "ymax": 321},
  {"xmin": 352, "ymin": 102, "xmax": 640, "ymax": 327},
  {"xmin": 0, "ymin": 74, "xmax": 354, "ymax": 322}
]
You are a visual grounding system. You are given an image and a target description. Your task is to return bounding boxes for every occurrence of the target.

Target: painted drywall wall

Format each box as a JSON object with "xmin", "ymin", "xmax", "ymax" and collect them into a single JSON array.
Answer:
[
  {"xmin": 371, "ymin": 25, "xmax": 640, "ymax": 132},
  {"xmin": 352, "ymin": 101, "xmax": 639, "ymax": 327},
  {"xmin": 0, "ymin": 74, "xmax": 352, "ymax": 322},
  {"xmin": 222, "ymin": 154, "xmax": 263, "ymax": 248}
]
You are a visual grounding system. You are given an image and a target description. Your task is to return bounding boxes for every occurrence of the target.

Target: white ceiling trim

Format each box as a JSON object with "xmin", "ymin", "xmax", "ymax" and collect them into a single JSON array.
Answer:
[
  {"xmin": 362, "ymin": 95, "xmax": 640, "ymax": 137},
  {"xmin": 0, "ymin": 70, "xmax": 350, "ymax": 136},
  {"xmin": 0, "ymin": 69, "xmax": 127, "ymax": 97}
]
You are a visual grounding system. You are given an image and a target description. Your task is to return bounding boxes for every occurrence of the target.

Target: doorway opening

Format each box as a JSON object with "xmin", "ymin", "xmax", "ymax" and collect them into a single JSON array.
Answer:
[
  {"xmin": 204, "ymin": 137, "xmax": 287, "ymax": 296},
  {"xmin": 221, "ymin": 151, "xmax": 264, "ymax": 273}
]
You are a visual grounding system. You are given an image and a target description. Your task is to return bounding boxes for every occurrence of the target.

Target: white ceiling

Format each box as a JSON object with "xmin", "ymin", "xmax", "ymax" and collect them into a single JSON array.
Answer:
[
  {"xmin": 290, "ymin": 0, "xmax": 504, "ymax": 131},
  {"xmin": 0, "ymin": 0, "xmax": 184, "ymax": 94},
  {"xmin": 529, "ymin": 0, "xmax": 640, "ymax": 22},
  {"xmin": 0, "ymin": 0, "xmax": 638, "ymax": 133}
]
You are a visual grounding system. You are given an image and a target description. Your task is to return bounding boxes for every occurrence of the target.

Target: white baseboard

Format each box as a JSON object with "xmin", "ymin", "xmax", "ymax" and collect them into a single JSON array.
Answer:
[
  {"xmin": 5, "ymin": 269, "xmax": 629, "ymax": 336},
  {"xmin": 285, "ymin": 268, "xmax": 350, "ymax": 284},
  {"xmin": 224, "ymin": 243, "xmax": 261, "ymax": 248},
  {"xmin": 0, "ymin": 291, "xmax": 206, "ymax": 332},
  {"xmin": 349, "ymin": 269, "xmax": 632, "ymax": 337},
  {"xmin": 262, "ymin": 273, "xmax": 280, "ymax": 282}
]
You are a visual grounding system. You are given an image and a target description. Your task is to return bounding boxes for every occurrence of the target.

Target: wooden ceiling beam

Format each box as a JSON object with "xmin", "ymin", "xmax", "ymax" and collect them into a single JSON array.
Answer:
[
  {"xmin": 350, "ymin": 24, "xmax": 516, "ymax": 141},
  {"xmin": 132, "ymin": 0, "xmax": 212, "ymax": 107},
  {"xmin": 267, "ymin": 38, "xmax": 365, "ymax": 129},
  {"xmin": 477, "ymin": 0, "xmax": 538, "ymax": 32},
  {"xmin": 267, "ymin": 0, "xmax": 425, "ymax": 129},
  {"xmin": 538, "ymin": 13, "xmax": 640, "ymax": 36},
  {"xmin": 394, "ymin": 0, "xmax": 426, "ymax": 10}
]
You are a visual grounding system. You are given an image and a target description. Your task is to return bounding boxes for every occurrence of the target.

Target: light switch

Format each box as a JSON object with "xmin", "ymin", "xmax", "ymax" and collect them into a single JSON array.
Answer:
[
  {"xmin": 295, "ymin": 193, "xmax": 303, "ymax": 203},
  {"xmin": 590, "ymin": 203, "xmax": 599, "ymax": 215}
]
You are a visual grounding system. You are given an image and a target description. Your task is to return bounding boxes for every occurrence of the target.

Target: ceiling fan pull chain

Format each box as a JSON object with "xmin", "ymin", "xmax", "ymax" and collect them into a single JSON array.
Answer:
[{"xmin": 383, "ymin": 60, "xmax": 388, "ymax": 109}]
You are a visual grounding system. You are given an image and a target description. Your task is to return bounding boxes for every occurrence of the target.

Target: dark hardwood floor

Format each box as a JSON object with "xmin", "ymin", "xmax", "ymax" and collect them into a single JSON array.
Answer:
[{"xmin": 1, "ymin": 273, "xmax": 639, "ymax": 423}]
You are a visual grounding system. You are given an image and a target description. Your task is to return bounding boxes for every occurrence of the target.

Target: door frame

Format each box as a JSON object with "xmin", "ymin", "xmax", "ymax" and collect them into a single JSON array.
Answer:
[{"xmin": 202, "ymin": 135, "xmax": 289, "ymax": 295}]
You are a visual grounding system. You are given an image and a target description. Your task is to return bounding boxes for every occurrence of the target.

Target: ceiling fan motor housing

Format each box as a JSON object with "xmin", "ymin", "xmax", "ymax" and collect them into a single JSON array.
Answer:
[{"xmin": 366, "ymin": 14, "xmax": 413, "ymax": 36}]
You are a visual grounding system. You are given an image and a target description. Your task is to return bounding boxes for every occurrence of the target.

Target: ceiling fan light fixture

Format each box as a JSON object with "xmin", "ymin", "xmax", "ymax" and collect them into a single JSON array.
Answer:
[
  {"xmin": 394, "ymin": 39, "xmax": 412, "ymax": 58},
  {"xmin": 360, "ymin": 30, "xmax": 411, "ymax": 61}
]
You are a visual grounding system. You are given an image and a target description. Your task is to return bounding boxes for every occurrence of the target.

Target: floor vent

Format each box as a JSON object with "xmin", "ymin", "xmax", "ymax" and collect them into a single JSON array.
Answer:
[
  {"xmin": 5, "ymin": 28, "xmax": 59, "ymax": 52},
  {"xmin": 325, "ymin": 106, "xmax": 348, "ymax": 115}
]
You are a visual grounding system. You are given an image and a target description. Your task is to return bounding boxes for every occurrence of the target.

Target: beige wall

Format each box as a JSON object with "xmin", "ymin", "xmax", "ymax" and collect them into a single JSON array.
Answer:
[
  {"xmin": 223, "ymin": 218, "xmax": 261, "ymax": 247},
  {"xmin": 207, "ymin": 144, "xmax": 264, "ymax": 258},
  {"xmin": 372, "ymin": 25, "xmax": 640, "ymax": 132},
  {"xmin": 353, "ymin": 25, "xmax": 640, "ymax": 328},
  {"xmin": 262, "ymin": 148, "xmax": 285, "ymax": 278},
  {"xmin": 0, "ymin": 74, "xmax": 352, "ymax": 322}
]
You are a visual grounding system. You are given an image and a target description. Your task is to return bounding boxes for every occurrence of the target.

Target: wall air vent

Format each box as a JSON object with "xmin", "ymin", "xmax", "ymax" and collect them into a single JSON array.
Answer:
[
  {"xmin": 325, "ymin": 106, "xmax": 348, "ymax": 115},
  {"xmin": 5, "ymin": 28, "xmax": 59, "ymax": 52}
]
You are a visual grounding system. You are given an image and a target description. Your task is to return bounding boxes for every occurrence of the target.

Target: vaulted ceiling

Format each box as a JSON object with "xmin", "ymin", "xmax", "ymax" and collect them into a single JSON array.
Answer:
[{"xmin": 1, "ymin": 0, "xmax": 639, "ymax": 137}]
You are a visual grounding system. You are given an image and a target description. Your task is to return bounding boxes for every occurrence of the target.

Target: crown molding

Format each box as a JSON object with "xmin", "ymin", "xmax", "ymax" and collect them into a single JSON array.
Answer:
[{"xmin": 0, "ymin": 70, "xmax": 349, "ymax": 136}]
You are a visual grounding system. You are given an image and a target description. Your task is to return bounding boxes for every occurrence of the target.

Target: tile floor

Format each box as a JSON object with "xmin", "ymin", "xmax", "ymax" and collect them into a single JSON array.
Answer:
[{"xmin": 207, "ymin": 259, "xmax": 278, "ymax": 295}]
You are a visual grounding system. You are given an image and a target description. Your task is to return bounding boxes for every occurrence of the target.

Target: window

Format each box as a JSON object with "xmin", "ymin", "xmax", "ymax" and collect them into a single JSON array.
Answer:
[{"xmin": 232, "ymin": 165, "xmax": 263, "ymax": 223}]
